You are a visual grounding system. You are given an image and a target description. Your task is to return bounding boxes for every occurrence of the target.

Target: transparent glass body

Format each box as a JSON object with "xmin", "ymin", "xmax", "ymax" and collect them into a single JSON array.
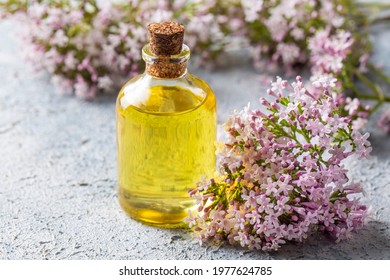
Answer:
[{"xmin": 116, "ymin": 44, "xmax": 217, "ymax": 227}]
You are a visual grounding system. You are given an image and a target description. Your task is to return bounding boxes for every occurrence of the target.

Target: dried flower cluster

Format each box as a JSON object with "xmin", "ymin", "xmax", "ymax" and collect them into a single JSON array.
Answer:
[{"xmin": 186, "ymin": 76, "xmax": 371, "ymax": 251}]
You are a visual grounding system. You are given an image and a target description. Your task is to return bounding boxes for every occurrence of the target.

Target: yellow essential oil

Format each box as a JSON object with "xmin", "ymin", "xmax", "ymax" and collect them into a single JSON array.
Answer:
[{"xmin": 116, "ymin": 22, "xmax": 217, "ymax": 227}]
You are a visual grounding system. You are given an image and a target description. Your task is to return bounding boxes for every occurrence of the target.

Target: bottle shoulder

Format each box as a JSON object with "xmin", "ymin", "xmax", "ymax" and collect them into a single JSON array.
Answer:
[{"xmin": 117, "ymin": 72, "xmax": 216, "ymax": 115}]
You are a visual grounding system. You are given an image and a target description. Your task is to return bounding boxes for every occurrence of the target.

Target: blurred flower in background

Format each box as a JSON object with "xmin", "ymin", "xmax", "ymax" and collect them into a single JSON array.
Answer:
[
  {"xmin": 0, "ymin": 0, "xmax": 243, "ymax": 99},
  {"xmin": 2, "ymin": 0, "xmax": 389, "ymax": 131},
  {"xmin": 0, "ymin": 0, "xmax": 388, "ymax": 110}
]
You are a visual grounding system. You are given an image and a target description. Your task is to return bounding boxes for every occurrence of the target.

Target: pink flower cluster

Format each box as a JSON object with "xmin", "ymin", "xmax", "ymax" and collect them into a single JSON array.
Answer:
[
  {"xmin": 14, "ymin": 1, "xmax": 145, "ymax": 99},
  {"xmin": 186, "ymin": 76, "xmax": 371, "ymax": 251},
  {"xmin": 177, "ymin": 0, "xmax": 245, "ymax": 64},
  {"xmin": 243, "ymin": 0, "xmax": 347, "ymax": 68},
  {"xmin": 5, "ymin": 0, "xmax": 242, "ymax": 99},
  {"xmin": 242, "ymin": 0, "xmax": 376, "ymax": 129},
  {"xmin": 309, "ymin": 29, "xmax": 354, "ymax": 76}
]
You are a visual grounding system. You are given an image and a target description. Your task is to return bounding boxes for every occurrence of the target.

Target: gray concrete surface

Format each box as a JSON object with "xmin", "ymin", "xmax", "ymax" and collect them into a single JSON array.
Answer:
[{"xmin": 1, "ymin": 19, "xmax": 390, "ymax": 260}]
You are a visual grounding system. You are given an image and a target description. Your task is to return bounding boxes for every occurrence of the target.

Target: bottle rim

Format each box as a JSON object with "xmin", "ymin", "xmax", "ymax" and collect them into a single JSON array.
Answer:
[{"xmin": 142, "ymin": 44, "xmax": 190, "ymax": 64}]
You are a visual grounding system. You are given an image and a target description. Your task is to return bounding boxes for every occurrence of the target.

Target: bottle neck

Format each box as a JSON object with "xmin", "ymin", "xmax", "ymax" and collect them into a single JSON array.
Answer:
[{"xmin": 142, "ymin": 44, "xmax": 190, "ymax": 79}]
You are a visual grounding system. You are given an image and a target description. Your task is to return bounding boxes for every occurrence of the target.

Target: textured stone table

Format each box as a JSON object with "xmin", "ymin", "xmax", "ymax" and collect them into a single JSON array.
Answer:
[{"xmin": 1, "ymin": 19, "xmax": 390, "ymax": 260}]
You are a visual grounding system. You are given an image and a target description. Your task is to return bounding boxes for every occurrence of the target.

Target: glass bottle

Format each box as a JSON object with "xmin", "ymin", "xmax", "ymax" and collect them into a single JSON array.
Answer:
[{"xmin": 116, "ymin": 22, "xmax": 217, "ymax": 227}]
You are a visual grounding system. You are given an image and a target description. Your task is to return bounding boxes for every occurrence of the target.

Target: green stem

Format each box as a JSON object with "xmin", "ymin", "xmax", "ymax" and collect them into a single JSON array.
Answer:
[
  {"xmin": 367, "ymin": 63, "xmax": 390, "ymax": 84},
  {"xmin": 357, "ymin": 1, "xmax": 390, "ymax": 24},
  {"xmin": 358, "ymin": 1, "xmax": 390, "ymax": 11},
  {"xmin": 354, "ymin": 69, "xmax": 385, "ymax": 101},
  {"xmin": 368, "ymin": 15, "xmax": 390, "ymax": 25},
  {"xmin": 358, "ymin": 94, "xmax": 390, "ymax": 102},
  {"xmin": 294, "ymin": 127, "xmax": 311, "ymax": 144},
  {"xmin": 370, "ymin": 101, "xmax": 383, "ymax": 113},
  {"xmin": 351, "ymin": 69, "xmax": 390, "ymax": 113}
]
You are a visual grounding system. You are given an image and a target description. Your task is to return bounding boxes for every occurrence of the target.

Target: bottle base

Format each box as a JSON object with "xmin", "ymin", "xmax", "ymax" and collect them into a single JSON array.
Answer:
[{"xmin": 118, "ymin": 189, "xmax": 193, "ymax": 229}]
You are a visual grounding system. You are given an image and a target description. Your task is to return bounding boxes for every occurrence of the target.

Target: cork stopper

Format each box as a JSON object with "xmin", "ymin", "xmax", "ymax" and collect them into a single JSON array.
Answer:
[
  {"xmin": 144, "ymin": 21, "xmax": 189, "ymax": 78},
  {"xmin": 147, "ymin": 21, "xmax": 184, "ymax": 56}
]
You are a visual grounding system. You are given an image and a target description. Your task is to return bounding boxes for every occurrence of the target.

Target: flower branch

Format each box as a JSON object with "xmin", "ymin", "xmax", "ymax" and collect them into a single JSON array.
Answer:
[{"xmin": 186, "ymin": 76, "xmax": 371, "ymax": 251}]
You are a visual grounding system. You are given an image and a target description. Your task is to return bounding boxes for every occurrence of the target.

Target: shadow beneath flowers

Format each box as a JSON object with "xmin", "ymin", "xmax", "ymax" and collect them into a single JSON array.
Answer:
[{"xmin": 268, "ymin": 220, "xmax": 390, "ymax": 259}]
